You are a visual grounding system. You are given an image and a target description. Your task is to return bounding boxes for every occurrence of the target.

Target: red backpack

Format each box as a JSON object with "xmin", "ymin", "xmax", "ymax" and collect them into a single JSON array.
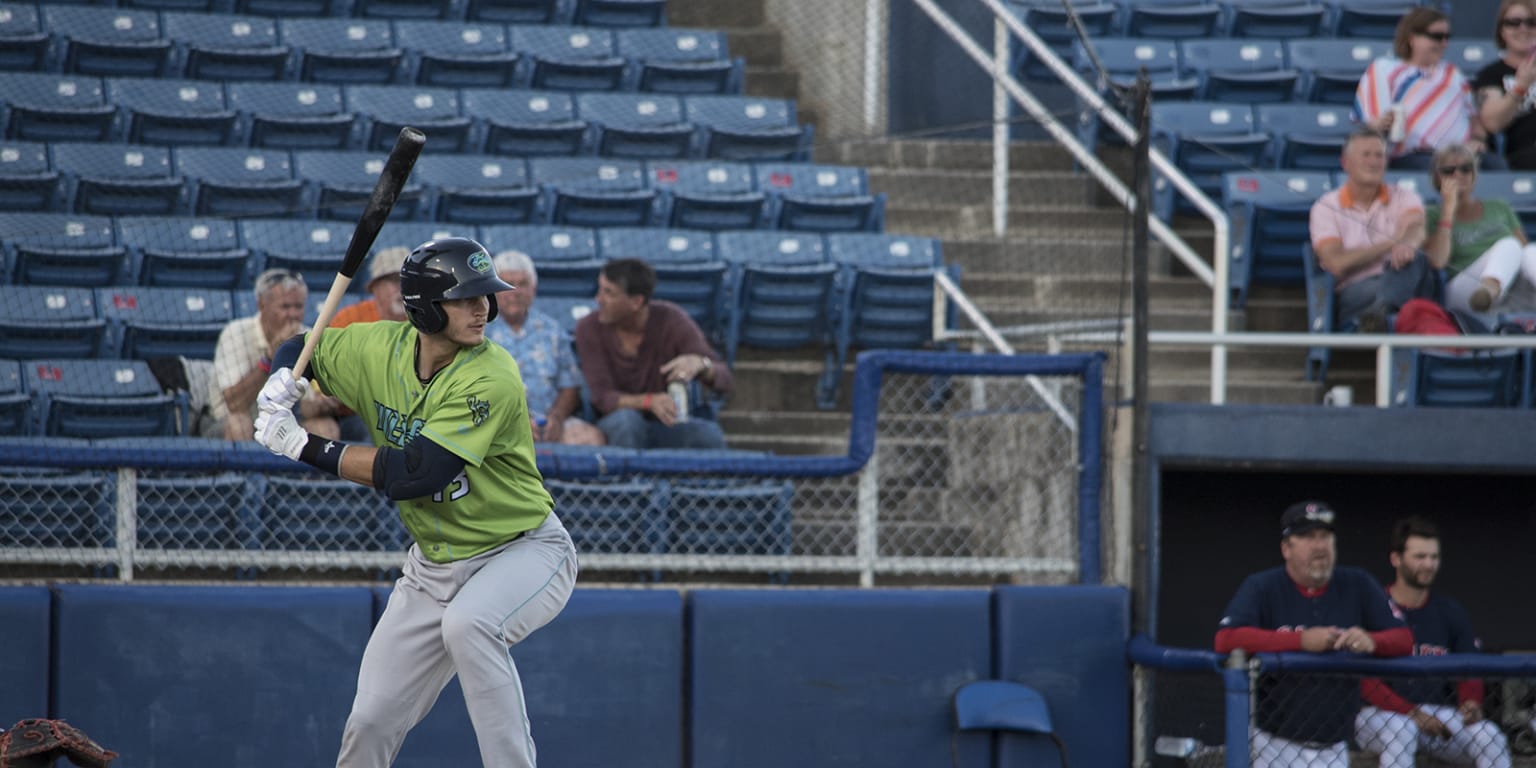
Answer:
[{"xmin": 1393, "ymin": 298, "xmax": 1461, "ymax": 336}]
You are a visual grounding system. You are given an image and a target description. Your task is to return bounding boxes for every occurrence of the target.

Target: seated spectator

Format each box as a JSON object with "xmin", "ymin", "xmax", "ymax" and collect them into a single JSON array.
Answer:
[
  {"xmin": 574, "ymin": 258, "xmax": 732, "ymax": 450},
  {"xmin": 1424, "ymin": 143, "xmax": 1536, "ymax": 316},
  {"xmin": 1356, "ymin": 516, "xmax": 1510, "ymax": 768},
  {"xmin": 1475, "ymin": 0, "xmax": 1536, "ymax": 170},
  {"xmin": 1311, "ymin": 127, "xmax": 1438, "ymax": 332},
  {"xmin": 1354, "ymin": 8, "xmax": 1501, "ymax": 170},
  {"xmin": 330, "ymin": 246, "xmax": 409, "ymax": 327},
  {"xmin": 211, "ymin": 268, "xmax": 342, "ymax": 441},
  {"xmin": 485, "ymin": 249, "xmax": 603, "ymax": 446}
]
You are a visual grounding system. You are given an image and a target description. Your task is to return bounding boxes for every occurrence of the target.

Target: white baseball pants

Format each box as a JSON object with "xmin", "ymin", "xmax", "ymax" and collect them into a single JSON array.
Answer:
[{"xmin": 1355, "ymin": 704, "xmax": 1511, "ymax": 768}]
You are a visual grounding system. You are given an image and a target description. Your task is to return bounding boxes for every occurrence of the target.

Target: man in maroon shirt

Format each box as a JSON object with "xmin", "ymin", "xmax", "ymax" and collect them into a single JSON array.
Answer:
[{"xmin": 574, "ymin": 258, "xmax": 733, "ymax": 449}]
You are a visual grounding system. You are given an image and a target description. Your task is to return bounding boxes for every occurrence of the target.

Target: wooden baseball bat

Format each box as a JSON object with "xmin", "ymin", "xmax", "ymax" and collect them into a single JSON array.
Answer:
[{"xmin": 292, "ymin": 127, "xmax": 426, "ymax": 380}]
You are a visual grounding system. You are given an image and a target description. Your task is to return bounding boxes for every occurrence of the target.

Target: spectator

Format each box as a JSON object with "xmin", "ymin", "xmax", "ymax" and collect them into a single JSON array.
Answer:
[
  {"xmin": 574, "ymin": 258, "xmax": 732, "ymax": 450},
  {"xmin": 330, "ymin": 246, "xmax": 409, "ymax": 327},
  {"xmin": 210, "ymin": 268, "xmax": 342, "ymax": 441},
  {"xmin": 1311, "ymin": 127, "xmax": 1437, "ymax": 333},
  {"xmin": 1215, "ymin": 501, "xmax": 1413, "ymax": 768},
  {"xmin": 1424, "ymin": 143, "xmax": 1536, "ymax": 316},
  {"xmin": 1475, "ymin": 0, "xmax": 1536, "ymax": 170},
  {"xmin": 484, "ymin": 249, "xmax": 603, "ymax": 445},
  {"xmin": 1354, "ymin": 8, "xmax": 1498, "ymax": 170},
  {"xmin": 1356, "ymin": 516, "xmax": 1511, "ymax": 768}
]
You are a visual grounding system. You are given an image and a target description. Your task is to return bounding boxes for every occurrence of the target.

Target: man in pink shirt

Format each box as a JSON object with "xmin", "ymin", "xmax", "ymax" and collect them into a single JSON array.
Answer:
[{"xmin": 1310, "ymin": 127, "xmax": 1439, "ymax": 331}]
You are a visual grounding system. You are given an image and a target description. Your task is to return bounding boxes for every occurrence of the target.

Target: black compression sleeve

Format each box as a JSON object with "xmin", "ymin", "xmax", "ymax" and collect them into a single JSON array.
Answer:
[{"xmin": 370, "ymin": 437, "xmax": 467, "ymax": 501}]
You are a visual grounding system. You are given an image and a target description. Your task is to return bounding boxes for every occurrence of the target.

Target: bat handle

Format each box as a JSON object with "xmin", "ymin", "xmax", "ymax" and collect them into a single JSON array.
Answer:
[{"xmin": 291, "ymin": 275, "xmax": 355, "ymax": 381}]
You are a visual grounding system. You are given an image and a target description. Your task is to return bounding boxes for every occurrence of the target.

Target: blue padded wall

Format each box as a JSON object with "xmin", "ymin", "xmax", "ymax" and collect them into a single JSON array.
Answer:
[
  {"xmin": 385, "ymin": 587, "xmax": 685, "ymax": 768},
  {"xmin": 994, "ymin": 586, "xmax": 1131, "ymax": 768},
  {"xmin": 0, "ymin": 587, "xmax": 50, "ymax": 725},
  {"xmin": 52, "ymin": 585, "xmax": 373, "ymax": 767},
  {"xmin": 690, "ymin": 589, "xmax": 993, "ymax": 768}
]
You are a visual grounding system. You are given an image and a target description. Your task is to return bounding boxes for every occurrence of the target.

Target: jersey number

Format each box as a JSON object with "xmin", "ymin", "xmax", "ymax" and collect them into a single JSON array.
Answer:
[{"xmin": 432, "ymin": 470, "xmax": 470, "ymax": 503}]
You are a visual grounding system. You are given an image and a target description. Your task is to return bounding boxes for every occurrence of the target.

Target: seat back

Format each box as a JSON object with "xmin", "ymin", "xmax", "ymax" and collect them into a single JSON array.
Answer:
[
  {"xmin": 1224, "ymin": 170, "xmax": 1332, "ymax": 306},
  {"xmin": 279, "ymin": 17, "xmax": 402, "ymax": 84},
  {"xmin": 415, "ymin": 154, "xmax": 538, "ymax": 225},
  {"xmin": 755, "ymin": 163, "xmax": 881, "ymax": 232},
  {"xmin": 647, "ymin": 159, "xmax": 763, "ymax": 230},
  {"xmin": 258, "ymin": 474, "xmax": 401, "ymax": 550},
  {"xmin": 1391, "ymin": 348, "xmax": 1528, "ymax": 408},
  {"xmin": 1255, "ymin": 103, "xmax": 1353, "ymax": 170},
  {"xmin": 531, "ymin": 156, "xmax": 655, "ymax": 227},
  {"xmin": 1, "ymin": 211, "xmax": 127, "ymax": 286},
  {"xmin": 686, "ymin": 95, "xmax": 809, "ymax": 161},
  {"xmin": 1474, "ymin": 172, "xmax": 1536, "ymax": 242},
  {"xmin": 0, "ymin": 285, "xmax": 106, "ymax": 359},
  {"xmin": 0, "ymin": 2, "xmax": 47, "ymax": 70},
  {"xmin": 52, "ymin": 142, "xmax": 184, "ymax": 217},
  {"xmin": 0, "ymin": 138, "xmax": 59, "ymax": 212},
  {"xmin": 116, "ymin": 215, "xmax": 250, "ymax": 290},
  {"xmin": 512, "ymin": 25, "xmax": 626, "ymax": 92},
  {"xmin": 1150, "ymin": 101, "xmax": 1266, "ymax": 217},
  {"xmin": 0, "ymin": 360, "xmax": 27, "ymax": 435},
  {"xmin": 0, "ymin": 72, "xmax": 115, "ymax": 143},
  {"xmin": 617, "ymin": 27, "xmax": 738, "ymax": 94},
  {"xmin": 25, "ymin": 358, "xmax": 179, "ymax": 437},
  {"xmin": 226, "ymin": 81, "xmax": 355, "ymax": 151},
  {"xmin": 544, "ymin": 478, "xmax": 662, "ymax": 554},
  {"xmin": 395, "ymin": 20, "xmax": 517, "ymax": 88},
  {"xmin": 661, "ymin": 480, "xmax": 793, "ymax": 556},
  {"xmin": 1179, "ymin": 38, "xmax": 1296, "ymax": 103},
  {"xmin": 295, "ymin": 149, "xmax": 429, "ymax": 222},
  {"xmin": 721, "ymin": 231, "xmax": 835, "ymax": 363},
  {"xmin": 95, "ymin": 286, "xmax": 234, "ymax": 360},
  {"xmin": 1225, "ymin": 0, "xmax": 1327, "ymax": 38},
  {"xmin": 346, "ymin": 84, "xmax": 473, "ymax": 153},
  {"xmin": 162, "ymin": 11, "xmax": 287, "ymax": 81},
  {"xmin": 1286, "ymin": 38, "xmax": 1389, "ymax": 104},
  {"xmin": 0, "ymin": 469, "xmax": 116, "ymax": 547},
  {"xmin": 572, "ymin": 0, "xmax": 667, "ymax": 27},
  {"xmin": 480, "ymin": 224, "xmax": 600, "ymax": 297},
  {"xmin": 175, "ymin": 146, "xmax": 305, "ymax": 219},
  {"xmin": 1302, "ymin": 241, "xmax": 1336, "ymax": 380},
  {"xmin": 463, "ymin": 87, "xmax": 586, "ymax": 156},
  {"xmin": 577, "ymin": 91, "xmax": 693, "ymax": 159},
  {"xmin": 43, "ymin": 5, "xmax": 172, "ymax": 77},
  {"xmin": 239, "ymin": 218, "xmax": 357, "ymax": 293}
]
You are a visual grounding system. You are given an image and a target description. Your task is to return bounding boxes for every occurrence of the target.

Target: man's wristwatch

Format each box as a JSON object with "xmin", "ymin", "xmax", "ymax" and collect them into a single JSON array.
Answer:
[{"xmin": 698, "ymin": 356, "xmax": 713, "ymax": 377}]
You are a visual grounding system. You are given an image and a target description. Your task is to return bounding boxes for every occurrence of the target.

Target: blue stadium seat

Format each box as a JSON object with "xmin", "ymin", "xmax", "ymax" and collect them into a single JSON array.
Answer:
[
  {"xmin": 718, "ymin": 230, "xmax": 835, "ymax": 365},
  {"xmin": 1180, "ymin": 39, "xmax": 1297, "ymax": 104},
  {"xmin": 1116, "ymin": 0, "xmax": 1223, "ymax": 38},
  {"xmin": 535, "ymin": 295, "xmax": 597, "ymax": 333},
  {"xmin": 43, "ymin": 5, "xmax": 173, "ymax": 78},
  {"xmin": 121, "ymin": 464, "xmax": 255, "ymax": 550},
  {"xmin": 686, "ymin": 95, "xmax": 811, "ymax": 162},
  {"xmin": 1376, "ymin": 169, "xmax": 1439, "ymax": 207},
  {"xmin": 513, "ymin": 25, "xmax": 626, "ymax": 92},
  {"xmin": 0, "ymin": 359, "xmax": 27, "ymax": 436},
  {"xmin": 1447, "ymin": 40, "xmax": 1497, "ymax": 76},
  {"xmin": 95, "ymin": 285, "xmax": 233, "ymax": 360},
  {"xmin": 0, "ymin": 1, "xmax": 48, "ymax": 71},
  {"xmin": 354, "ymin": 0, "xmax": 454, "ymax": 20},
  {"xmin": 952, "ymin": 681, "xmax": 1067, "ymax": 768},
  {"xmin": 1149, "ymin": 102, "xmax": 1267, "ymax": 220},
  {"xmin": 347, "ymin": 84, "xmax": 474, "ymax": 153},
  {"xmin": 600, "ymin": 226, "xmax": 726, "ymax": 337},
  {"xmin": 1223, "ymin": 170, "xmax": 1331, "ymax": 307},
  {"xmin": 617, "ymin": 27, "xmax": 742, "ymax": 95},
  {"xmin": 396, "ymin": 20, "xmax": 519, "ymax": 89},
  {"xmin": 0, "ymin": 139, "xmax": 60, "ymax": 211},
  {"xmin": 647, "ymin": 159, "xmax": 765, "ymax": 230},
  {"xmin": 0, "ymin": 72, "xmax": 115, "ymax": 143},
  {"xmin": 467, "ymin": 0, "xmax": 566, "ymax": 24},
  {"xmin": 0, "ymin": 211, "xmax": 127, "ymax": 286},
  {"xmin": 257, "ymin": 474, "xmax": 402, "ymax": 551},
  {"xmin": 370, "ymin": 220, "xmax": 468, "ymax": 258},
  {"xmin": 572, "ymin": 0, "xmax": 667, "ymax": 28},
  {"xmin": 1005, "ymin": 0, "xmax": 1118, "ymax": 81},
  {"xmin": 26, "ymin": 358, "xmax": 180, "ymax": 437},
  {"xmin": 755, "ymin": 163, "xmax": 885, "ymax": 233},
  {"xmin": 234, "ymin": 0, "xmax": 344, "ymax": 18},
  {"xmin": 1474, "ymin": 172, "xmax": 1536, "ymax": 243},
  {"xmin": 415, "ymin": 153, "xmax": 539, "ymax": 225},
  {"xmin": 825, "ymin": 233, "xmax": 946, "ymax": 408},
  {"xmin": 578, "ymin": 92, "xmax": 694, "ymax": 159},
  {"xmin": 530, "ymin": 156, "xmax": 656, "ymax": 227},
  {"xmin": 1222, "ymin": 0, "xmax": 1327, "ymax": 38},
  {"xmin": 0, "ymin": 468, "xmax": 115, "ymax": 547},
  {"xmin": 122, "ymin": 0, "xmax": 221, "ymax": 12},
  {"xmin": 227, "ymin": 81, "xmax": 357, "ymax": 151},
  {"xmin": 108, "ymin": 77, "xmax": 238, "ymax": 147},
  {"xmin": 1327, "ymin": 0, "xmax": 1412, "ymax": 38},
  {"xmin": 176, "ymin": 146, "xmax": 306, "ymax": 219},
  {"xmin": 52, "ymin": 141, "xmax": 185, "ymax": 217},
  {"xmin": 1388, "ymin": 348, "xmax": 1528, "ymax": 408},
  {"xmin": 545, "ymin": 478, "xmax": 664, "ymax": 554},
  {"xmin": 480, "ymin": 224, "xmax": 601, "ymax": 297},
  {"xmin": 163, "ymin": 11, "xmax": 289, "ymax": 82},
  {"xmin": 1072, "ymin": 37, "xmax": 1196, "ymax": 151},
  {"xmin": 295, "ymin": 149, "xmax": 429, "ymax": 221},
  {"xmin": 1286, "ymin": 38, "xmax": 1390, "ymax": 105},
  {"xmin": 1301, "ymin": 241, "xmax": 1334, "ymax": 380},
  {"xmin": 661, "ymin": 480, "xmax": 793, "ymax": 557},
  {"xmin": 280, "ymin": 18, "xmax": 403, "ymax": 85},
  {"xmin": 1255, "ymin": 103, "xmax": 1352, "ymax": 170},
  {"xmin": 116, "ymin": 215, "xmax": 250, "ymax": 290},
  {"xmin": 463, "ymin": 88, "xmax": 587, "ymax": 156},
  {"xmin": 239, "ymin": 218, "xmax": 359, "ymax": 294},
  {"xmin": 0, "ymin": 285, "xmax": 107, "ymax": 359}
]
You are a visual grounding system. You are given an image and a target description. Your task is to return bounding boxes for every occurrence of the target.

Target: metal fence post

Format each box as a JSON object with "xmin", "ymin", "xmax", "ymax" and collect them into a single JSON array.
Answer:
[
  {"xmin": 856, "ymin": 451, "xmax": 880, "ymax": 587},
  {"xmin": 1223, "ymin": 650, "xmax": 1250, "ymax": 768},
  {"xmin": 115, "ymin": 467, "xmax": 136, "ymax": 581}
]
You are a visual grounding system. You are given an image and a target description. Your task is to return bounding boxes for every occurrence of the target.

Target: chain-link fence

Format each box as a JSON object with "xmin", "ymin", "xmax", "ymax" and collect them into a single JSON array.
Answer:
[
  {"xmin": 0, "ymin": 351, "xmax": 1105, "ymax": 584},
  {"xmin": 1134, "ymin": 638, "xmax": 1536, "ymax": 768}
]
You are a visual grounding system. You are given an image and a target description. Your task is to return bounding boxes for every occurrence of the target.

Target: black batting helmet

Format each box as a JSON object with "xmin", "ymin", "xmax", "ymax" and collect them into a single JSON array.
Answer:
[{"xmin": 400, "ymin": 237, "xmax": 514, "ymax": 334}]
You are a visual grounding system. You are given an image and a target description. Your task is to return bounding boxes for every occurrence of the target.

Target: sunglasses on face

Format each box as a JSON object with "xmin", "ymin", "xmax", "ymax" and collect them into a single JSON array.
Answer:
[
  {"xmin": 1417, "ymin": 30, "xmax": 1452, "ymax": 42},
  {"xmin": 1503, "ymin": 16, "xmax": 1536, "ymax": 28},
  {"xmin": 1439, "ymin": 163, "xmax": 1476, "ymax": 176}
]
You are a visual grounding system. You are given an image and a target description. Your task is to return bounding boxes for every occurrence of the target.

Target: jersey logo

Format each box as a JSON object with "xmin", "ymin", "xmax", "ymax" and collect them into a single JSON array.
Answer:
[
  {"xmin": 466, "ymin": 395, "xmax": 490, "ymax": 427},
  {"xmin": 374, "ymin": 402, "xmax": 426, "ymax": 448}
]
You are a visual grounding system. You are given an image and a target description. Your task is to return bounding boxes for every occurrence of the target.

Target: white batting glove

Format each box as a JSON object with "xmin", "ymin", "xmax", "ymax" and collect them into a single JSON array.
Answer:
[
  {"xmin": 257, "ymin": 367, "xmax": 309, "ymax": 414},
  {"xmin": 254, "ymin": 406, "xmax": 308, "ymax": 461}
]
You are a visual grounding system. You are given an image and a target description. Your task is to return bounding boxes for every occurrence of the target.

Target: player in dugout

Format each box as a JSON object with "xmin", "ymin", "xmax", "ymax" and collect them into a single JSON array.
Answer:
[
  {"xmin": 1215, "ymin": 500, "xmax": 1413, "ymax": 768},
  {"xmin": 252, "ymin": 236, "xmax": 577, "ymax": 768}
]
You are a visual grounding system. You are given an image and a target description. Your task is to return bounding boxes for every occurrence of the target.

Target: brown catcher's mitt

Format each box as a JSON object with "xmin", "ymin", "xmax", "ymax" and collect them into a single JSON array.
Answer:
[{"xmin": 0, "ymin": 719, "xmax": 117, "ymax": 768}]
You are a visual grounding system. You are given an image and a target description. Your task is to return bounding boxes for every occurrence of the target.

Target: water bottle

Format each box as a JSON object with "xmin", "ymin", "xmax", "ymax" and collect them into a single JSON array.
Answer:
[
  {"xmin": 667, "ymin": 381, "xmax": 689, "ymax": 424},
  {"xmin": 1389, "ymin": 103, "xmax": 1406, "ymax": 144},
  {"xmin": 532, "ymin": 412, "xmax": 547, "ymax": 441}
]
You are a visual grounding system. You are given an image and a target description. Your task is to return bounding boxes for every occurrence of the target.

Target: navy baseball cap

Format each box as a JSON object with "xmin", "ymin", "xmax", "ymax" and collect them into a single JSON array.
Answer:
[{"xmin": 1281, "ymin": 501, "xmax": 1336, "ymax": 538}]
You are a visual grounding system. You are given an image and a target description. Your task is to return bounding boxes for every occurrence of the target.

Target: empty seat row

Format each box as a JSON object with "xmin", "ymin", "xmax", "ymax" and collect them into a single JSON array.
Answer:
[
  {"xmin": 1009, "ymin": 0, "xmax": 1431, "ymax": 45},
  {"xmin": 0, "ymin": 358, "xmax": 184, "ymax": 439},
  {"xmin": 0, "ymin": 7, "xmax": 700, "ymax": 88},
  {"xmin": 0, "ymin": 146, "xmax": 865, "ymax": 229},
  {"xmin": 0, "ymin": 0, "xmax": 666, "ymax": 25},
  {"xmin": 0, "ymin": 74, "xmax": 808, "ymax": 158}
]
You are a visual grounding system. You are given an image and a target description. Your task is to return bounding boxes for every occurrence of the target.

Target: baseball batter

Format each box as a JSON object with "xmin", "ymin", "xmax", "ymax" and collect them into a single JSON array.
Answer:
[
  {"xmin": 254, "ymin": 237, "xmax": 578, "ymax": 768},
  {"xmin": 1215, "ymin": 500, "xmax": 1413, "ymax": 768}
]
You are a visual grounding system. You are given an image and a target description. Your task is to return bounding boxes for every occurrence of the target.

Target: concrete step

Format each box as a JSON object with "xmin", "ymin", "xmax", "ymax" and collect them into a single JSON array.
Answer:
[
  {"xmin": 967, "ymin": 302, "xmax": 1241, "ymax": 332},
  {"xmin": 942, "ymin": 237, "xmax": 1172, "ymax": 276},
  {"xmin": 743, "ymin": 67, "xmax": 800, "ymax": 101},
  {"xmin": 869, "ymin": 168, "xmax": 1096, "ymax": 207},
  {"xmin": 885, "ymin": 204, "xmax": 1134, "ymax": 237},
  {"xmin": 723, "ymin": 28, "xmax": 783, "ymax": 67},
  {"xmin": 824, "ymin": 139, "xmax": 1076, "ymax": 173},
  {"xmin": 1150, "ymin": 345, "xmax": 1309, "ymax": 377},
  {"xmin": 957, "ymin": 273, "xmax": 1214, "ymax": 307},
  {"xmin": 668, "ymin": 0, "xmax": 763, "ymax": 29},
  {"xmin": 718, "ymin": 409, "xmax": 850, "ymax": 438},
  {"xmin": 1150, "ymin": 377, "xmax": 1321, "ymax": 405}
]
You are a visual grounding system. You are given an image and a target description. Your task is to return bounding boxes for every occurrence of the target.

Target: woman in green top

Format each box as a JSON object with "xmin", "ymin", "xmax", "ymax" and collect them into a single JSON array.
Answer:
[{"xmin": 1424, "ymin": 142, "xmax": 1536, "ymax": 315}]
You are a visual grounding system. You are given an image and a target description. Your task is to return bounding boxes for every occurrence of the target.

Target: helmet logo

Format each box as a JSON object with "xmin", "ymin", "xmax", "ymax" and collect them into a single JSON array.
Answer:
[{"xmin": 468, "ymin": 251, "xmax": 492, "ymax": 273}]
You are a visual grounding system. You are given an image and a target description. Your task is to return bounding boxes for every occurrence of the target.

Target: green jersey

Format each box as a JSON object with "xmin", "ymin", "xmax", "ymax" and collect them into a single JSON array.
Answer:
[
  {"xmin": 310, "ymin": 320, "xmax": 552, "ymax": 563},
  {"xmin": 1426, "ymin": 199, "xmax": 1524, "ymax": 275}
]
